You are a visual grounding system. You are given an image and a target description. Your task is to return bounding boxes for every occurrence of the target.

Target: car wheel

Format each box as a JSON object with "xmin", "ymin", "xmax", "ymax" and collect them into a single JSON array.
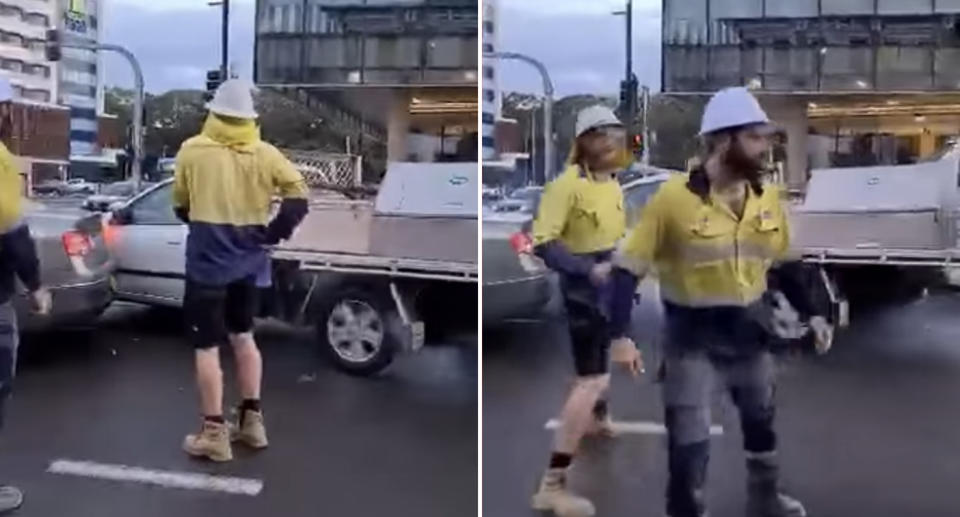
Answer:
[{"xmin": 315, "ymin": 287, "xmax": 397, "ymax": 376}]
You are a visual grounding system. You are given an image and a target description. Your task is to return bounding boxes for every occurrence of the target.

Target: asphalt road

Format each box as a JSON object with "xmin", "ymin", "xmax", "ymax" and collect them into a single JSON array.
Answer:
[
  {"xmin": 4, "ymin": 304, "xmax": 477, "ymax": 517},
  {"xmin": 483, "ymin": 287, "xmax": 960, "ymax": 517}
]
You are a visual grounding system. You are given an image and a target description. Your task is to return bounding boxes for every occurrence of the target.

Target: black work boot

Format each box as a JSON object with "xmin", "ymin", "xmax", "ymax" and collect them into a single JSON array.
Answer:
[
  {"xmin": 666, "ymin": 441, "xmax": 709, "ymax": 517},
  {"xmin": 746, "ymin": 453, "xmax": 806, "ymax": 517}
]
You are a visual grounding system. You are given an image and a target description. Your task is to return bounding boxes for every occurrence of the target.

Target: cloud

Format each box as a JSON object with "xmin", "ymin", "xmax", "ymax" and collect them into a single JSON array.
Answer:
[
  {"xmin": 495, "ymin": 2, "xmax": 661, "ymax": 96},
  {"xmin": 102, "ymin": 1, "xmax": 255, "ymax": 92}
]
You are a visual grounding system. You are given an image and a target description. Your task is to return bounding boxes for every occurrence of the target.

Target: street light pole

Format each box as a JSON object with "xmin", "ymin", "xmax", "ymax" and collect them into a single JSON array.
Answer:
[
  {"xmin": 484, "ymin": 51, "xmax": 556, "ymax": 181},
  {"xmin": 63, "ymin": 41, "xmax": 145, "ymax": 190},
  {"xmin": 613, "ymin": 0, "xmax": 637, "ymax": 150},
  {"xmin": 221, "ymin": 0, "xmax": 230, "ymax": 78}
]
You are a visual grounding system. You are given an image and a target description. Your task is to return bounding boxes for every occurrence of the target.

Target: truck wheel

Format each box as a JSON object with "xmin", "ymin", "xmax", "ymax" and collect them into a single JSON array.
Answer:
[{"xmin": 316, "ymin": 287, "xmax": 397, "ymax": 376}]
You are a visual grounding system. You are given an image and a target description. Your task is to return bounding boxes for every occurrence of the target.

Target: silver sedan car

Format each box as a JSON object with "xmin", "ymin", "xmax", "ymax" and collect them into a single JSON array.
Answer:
[{"xmin": 14, "ymin": 201, "xmax": 114, "ymax": 332}]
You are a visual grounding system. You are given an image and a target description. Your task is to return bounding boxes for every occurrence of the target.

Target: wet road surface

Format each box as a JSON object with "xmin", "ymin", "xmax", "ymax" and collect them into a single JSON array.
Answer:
[
  {"xmin": 6, "ymin": 304, "xmax": 477, "ymax": 517},
  {"xmin": 484, "ymin": 288, "xmax": 960, "ymax": 517}
]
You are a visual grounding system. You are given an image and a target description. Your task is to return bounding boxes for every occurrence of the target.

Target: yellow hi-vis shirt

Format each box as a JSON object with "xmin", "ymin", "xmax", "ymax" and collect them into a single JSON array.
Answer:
[
  {"xmin": 532, "ymin": 165, "xmax": 626, "ymax": 254},
  {"xmin": 0, "ymin": 143, "xmax": 22, "ymax": 233},
  {"xmin": 617, "ymin": 175, "xmax": 789, "ymax": 307}
]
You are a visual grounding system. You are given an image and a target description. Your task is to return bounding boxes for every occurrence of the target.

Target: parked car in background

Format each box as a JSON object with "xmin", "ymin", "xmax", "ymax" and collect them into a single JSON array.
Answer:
[
  {"xmin": 61, "ymin": 178, "xmax": 96, "ymax": 196},
  {"xmin": 482, "ymin": 171, "xmax": 673, "ymax": 327},
  {"xmin": 32, "ymin": 180, "xmax": 65, "ymax": 197},
  {"xmin": 13, "ymin": 200, "xmax": 114, "ymax": 332},
  {"xmin": 83, "ymin": 181, "xmax": 151, "ymax": 212},
  {"xmin": 490, "ymin": 186, "xmax": 543, "ymax": 214}
]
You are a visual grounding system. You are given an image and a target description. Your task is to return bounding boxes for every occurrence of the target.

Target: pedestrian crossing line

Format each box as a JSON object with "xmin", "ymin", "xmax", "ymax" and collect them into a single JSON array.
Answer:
[
  {"xmin": 544, "ymin": 419, "xmax": 724, "ymax": 436},
  {"xmin": 46, "ymin": 459, "xmax": 263, "ymax": 496}
]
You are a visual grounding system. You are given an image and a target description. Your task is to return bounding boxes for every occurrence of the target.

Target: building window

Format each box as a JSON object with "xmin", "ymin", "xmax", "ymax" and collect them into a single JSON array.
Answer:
[
  {"xmin": 483, "ymin": 43, "xmax": 494, "ymax": 53},
  {"xmin": 23, "ymin": 88, "xmax": 49, "ymax": 103},
  {"xmin": 482, "ymin": 112, "xmax": 495, "ymax": 125},
  {"xmin": 1, "ymin": 59, "xmax": 22, "ymax": 73},
  {"xmin": 27, "ymin": 38, "xmax": 45, "ymax": 51},
  {"xmin": 1, "ymin": 32, "xmax": 23, "ymax": 46},
  {"xmin": 24, "ymin": 12, "xmax": 48, "ymax": 26},
  {"xmin": 29, "ymin": 64, "xmax": 49, "ymax": 78},
  {"xmin": 482, "ymin": 136, "xmax": 495, "ymax": 148},
  {"xmin": 483, "ymin": 66, "xmax": 494, "ymax": 80},
  {"xmin": 0, "ymin": 5, "xmax": 21, "ymax": 18},
  {"xmin": 483, "ymin": 89, "xmax": 495, "ymax": 102},
  {"xmin": 483, "ymin": 21, "xmax": 494, "ymax": 33}
]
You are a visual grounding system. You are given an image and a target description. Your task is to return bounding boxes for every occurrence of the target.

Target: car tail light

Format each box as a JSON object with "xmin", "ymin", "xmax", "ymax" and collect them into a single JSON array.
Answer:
[
  {"xmin": 62, "ymin": 231, "xmax": 92, "ymax": 257},
  {"xmin": 509, "ymin": 231, "xmax": 533, "ymax": 255}
]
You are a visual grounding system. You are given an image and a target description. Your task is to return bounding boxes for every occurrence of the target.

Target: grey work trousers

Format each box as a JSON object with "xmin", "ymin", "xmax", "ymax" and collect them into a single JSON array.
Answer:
[
  {"xmin": 662, "ymin": 343, "xmax": 778, "ymax": 517},
  {"xmin": 0, "ymin": 303, "xmax": 17, "ymax": 431}
]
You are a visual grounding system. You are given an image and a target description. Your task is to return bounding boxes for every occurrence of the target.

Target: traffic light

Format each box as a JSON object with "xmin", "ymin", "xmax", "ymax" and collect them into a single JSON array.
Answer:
[
  {"xmin": 45, "ymin": 29, "xmax": 61, "ymax": 62},
  {"xmin": 205, "ymin": 69, "xmax": 223, "ymax": 100},
  {"xmin": 632, "ymin": 134, "xmax": 644, "ymax": 156}
]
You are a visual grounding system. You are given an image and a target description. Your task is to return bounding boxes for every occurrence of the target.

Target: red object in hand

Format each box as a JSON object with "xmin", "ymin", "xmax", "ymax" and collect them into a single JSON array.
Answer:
[
  {"xmin": 62, "ymin": 230, "xmax": 92, "ymax": 257},
  {"xmin": 509, "ymin": 231, "xmax": 533, "ymax": 255}
]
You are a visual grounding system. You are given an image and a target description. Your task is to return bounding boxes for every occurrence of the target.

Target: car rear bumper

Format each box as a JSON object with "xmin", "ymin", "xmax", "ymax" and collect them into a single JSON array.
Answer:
[
  {"xmin": 15, "ymin": 275, "xmax": 113, "ymax": 332},
  {"xmin": 482, "ymin": 274, "xmax": 552, "ymax": 325}
]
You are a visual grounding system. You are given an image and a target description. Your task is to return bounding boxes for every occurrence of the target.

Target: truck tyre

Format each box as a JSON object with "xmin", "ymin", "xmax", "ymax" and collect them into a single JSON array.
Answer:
[{"xmin": 316, "ymin": 286, "xmax": 398, "ymax": 376}]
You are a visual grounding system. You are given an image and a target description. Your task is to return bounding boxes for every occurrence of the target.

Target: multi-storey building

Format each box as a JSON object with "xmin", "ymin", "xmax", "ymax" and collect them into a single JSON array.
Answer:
[
  {"xmin": 662, "ymin": 0, "xmax": 960, "ymax": 188},
  {"xmin": 0, "ymin": 0, "xmax": 59, "ymax": 103},
  {"xmin": 255, "ymin": 0, "xmax": 478, "ymax": 169},
  {"xmin": 57, "ymin": 0, "xmax": 103, "ymax": 157},
  {"xmin": 481, "ymin": 0, "xmax": 497, "ymax": 160}
]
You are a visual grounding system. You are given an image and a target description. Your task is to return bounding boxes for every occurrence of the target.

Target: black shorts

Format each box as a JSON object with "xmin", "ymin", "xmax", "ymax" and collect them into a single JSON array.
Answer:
[
  {"xmin": 564, "ymin": 292, "xmax": 612, "ymax": 377},
  {"xmin": 184, "ymin": 275, "xmax": 258, "ymax": 349}
]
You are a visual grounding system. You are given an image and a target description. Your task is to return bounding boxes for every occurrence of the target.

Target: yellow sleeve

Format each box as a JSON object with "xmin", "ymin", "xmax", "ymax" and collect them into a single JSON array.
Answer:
[
  {"xmin": 616, "ymin": 184, "xmax": 668, "ymax": 275},
  {"xmin": 0, "ymin": 145, "xmax": 22, "ymax": 231},
  {"xmin": 531, "ymin": 176, "xmax": 575, "ymax": 247},
  {"xmin": 172, "ymin": 152, "xmax": 189, "ymax": 210},
  {"xmin": 269, "ymin": 148, "xmax": 308, "ymax": 199}
]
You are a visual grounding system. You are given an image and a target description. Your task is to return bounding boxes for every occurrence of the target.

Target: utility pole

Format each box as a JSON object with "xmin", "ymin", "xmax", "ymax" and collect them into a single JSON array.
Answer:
[
  {"xmin": 614, "ymin": 0, "xmax": 638, "ymax": 152},
  {"xmin": 221, "ymin": 0, "xmax": 230, "ymax": 79}
]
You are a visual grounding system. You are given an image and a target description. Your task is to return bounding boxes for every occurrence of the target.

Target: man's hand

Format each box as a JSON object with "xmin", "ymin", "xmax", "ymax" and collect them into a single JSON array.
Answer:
[
  {"xmin": 610, "ymin": 337, "xmax": 643, "ymax": 377},
  {"xmin": 589, "ymin": 262, "xmax": 613, "ymax": 286},
  {"xmin": 810, "ymin": 316, "xmax": 834, "ymax": 355},
  {"xmin": 29, "ymin": 288, "xmax": 51, "ymax": 316}
]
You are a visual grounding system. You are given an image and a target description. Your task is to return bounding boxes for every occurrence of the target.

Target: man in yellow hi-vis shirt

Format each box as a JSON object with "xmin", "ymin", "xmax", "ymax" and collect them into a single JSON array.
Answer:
[
  {"xmin": 615, "ymin": 87, "xmax": 832, "ymax": 517},
  {"xmin": 529, "ymin": 105, "xmax": 643, "ymax": 517},
  {"xmin": 173, "ymin": 80, "xmax": 308, "ymax": 462}
]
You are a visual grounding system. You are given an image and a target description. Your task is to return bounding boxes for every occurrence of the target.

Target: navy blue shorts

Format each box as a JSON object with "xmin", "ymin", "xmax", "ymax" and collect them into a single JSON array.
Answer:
[{"xmin": 184, "ymin": 275, "xmax": 258, "ymax": 349}]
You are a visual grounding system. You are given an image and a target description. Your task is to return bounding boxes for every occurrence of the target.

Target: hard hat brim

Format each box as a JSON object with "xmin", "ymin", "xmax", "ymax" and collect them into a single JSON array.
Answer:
[
  {"xmin": 700, "ymin": 121, "xmax": 778, "ymax": 137},
  {"xmin": 206, "ymin": 103, "xmax": 259, "ymax": 120},
  {"xmin": 576, "ymin": 121, "xmax": 624, "ymax": 139}
]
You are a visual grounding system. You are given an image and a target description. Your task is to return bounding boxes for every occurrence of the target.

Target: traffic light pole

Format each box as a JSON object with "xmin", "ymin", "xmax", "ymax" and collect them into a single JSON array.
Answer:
[
  {"xmin": 221, "ymin": 0, "xmax": 230, "ymax": 79},
  {"xmin": 64, "ymin": 41, "xmax": 144, "ymax": 191}
]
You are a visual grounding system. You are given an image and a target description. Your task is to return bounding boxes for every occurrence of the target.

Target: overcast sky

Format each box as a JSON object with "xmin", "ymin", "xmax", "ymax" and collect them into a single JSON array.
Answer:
[
  {"xmin": 497, "ymin": 0, "xmax": 662, "ymax": 97},
  {"xmin": 103, "ymin": 0, "xmax": 256, "ymax": 93},
  {"xmin": 102, "ymin": 0, "xmax": 662, "ymax": 96}
]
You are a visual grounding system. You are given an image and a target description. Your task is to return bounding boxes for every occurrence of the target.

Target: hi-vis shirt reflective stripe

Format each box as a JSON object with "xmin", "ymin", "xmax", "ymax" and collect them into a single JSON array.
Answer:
[
  {"xmin": 617, "ymin": 175, "xmax": 789, "ymax": 308},
  {"xmin": 532, "ymin": 164, "xmax": 626, "ymax": 255}
]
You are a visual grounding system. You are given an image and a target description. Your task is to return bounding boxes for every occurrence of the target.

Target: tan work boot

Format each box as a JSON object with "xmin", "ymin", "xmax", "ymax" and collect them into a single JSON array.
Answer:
[
  {"xmin": 531, "ymin": 467, "xmax": 595, "ymax": 517},
  {"xmin": 183, "ymin": 420, "xmax": 232, "ymax": 462},
  {"xmin": 232, "ymin": 409, "xmax": 269, "ymax": 449}
]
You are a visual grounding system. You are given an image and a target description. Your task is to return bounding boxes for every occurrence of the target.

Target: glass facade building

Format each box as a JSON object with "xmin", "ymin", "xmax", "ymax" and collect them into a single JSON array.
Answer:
[
  {"xmin": 255, "ymin": 0, "xmax": 478, "ymax": 87},
  {"xmin": 662, "ymin": 0, "xmax": 960, "ymax": 93}
]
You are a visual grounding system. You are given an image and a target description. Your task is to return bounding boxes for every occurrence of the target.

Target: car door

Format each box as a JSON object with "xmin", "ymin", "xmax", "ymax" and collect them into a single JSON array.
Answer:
[{"xmin": 110, "ymin": 182, "xmax": 187, "ymax": 306}]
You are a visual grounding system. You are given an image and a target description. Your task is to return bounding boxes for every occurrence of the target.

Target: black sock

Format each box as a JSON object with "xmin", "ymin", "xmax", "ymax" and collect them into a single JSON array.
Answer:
[
  {"xmin": 593, "ymin": 399, "xmax": 609, "ymax": 420},
  {"xmin": 240, "ymin": 399, "xmax": 261, "ymax": 413},
  {"xmin": 549, "ymin": 452, "xmax": 573, "ymax": 470},
  {"xmin": 204, "ymin": 415, "xmax": 225, "ymax": 424}
]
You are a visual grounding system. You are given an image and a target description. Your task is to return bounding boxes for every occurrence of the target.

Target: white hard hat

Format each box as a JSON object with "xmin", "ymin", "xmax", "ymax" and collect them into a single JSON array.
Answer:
[
  {"xmin": 206, "ymin": 79, "xmax": 258, "ymax": 119},
  {"xmin": 576, "ymin": 105, "xmax": 622, "ymax": 138},
  {"xmin": 699, "ymin": 87, "xmax": 773, "ymax": 136},
  {"xmin": 0, "ymin": 77, "xmax": 14, "ymax": 102}
]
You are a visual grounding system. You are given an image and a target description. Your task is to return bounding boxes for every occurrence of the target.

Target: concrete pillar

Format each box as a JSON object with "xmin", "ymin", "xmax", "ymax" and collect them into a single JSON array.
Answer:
[
  {"xmin": 387, "ymin": 91, "xmax": 411, "ymax": 162},
  {"xmin": 763, "ymin": 97, "xmax": 809, "ymax": 191},
  {"xmin": 919, "ymin": 130, "xmax": 936, "ymax": 159}
]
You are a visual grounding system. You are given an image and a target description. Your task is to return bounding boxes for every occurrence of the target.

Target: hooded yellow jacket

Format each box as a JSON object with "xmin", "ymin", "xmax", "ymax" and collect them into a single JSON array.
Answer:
[{"xmin": 172, "ymin": 115, "xmax": 308, "ymax": 285}]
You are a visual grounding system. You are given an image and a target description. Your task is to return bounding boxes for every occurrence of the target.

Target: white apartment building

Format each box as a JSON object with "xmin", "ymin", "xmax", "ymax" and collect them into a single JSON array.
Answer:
[{"xmin": 0, "ymin": 0, "xmax": 59, "ymax": 103}]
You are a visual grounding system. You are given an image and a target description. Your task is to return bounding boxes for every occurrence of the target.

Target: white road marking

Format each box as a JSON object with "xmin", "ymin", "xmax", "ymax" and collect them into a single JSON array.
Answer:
[
  {"xmin": 544, "ymin": 419, "xmax": 724, "ymax": 436},
  {"xmin": 47, "ymin": 459, "xmax": 263, "ymax": 496}
]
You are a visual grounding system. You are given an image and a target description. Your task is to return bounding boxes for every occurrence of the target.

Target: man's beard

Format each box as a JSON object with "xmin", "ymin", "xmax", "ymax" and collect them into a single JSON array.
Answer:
[{"xmin": 723, "ymin": 141, "xmax": 764, "ymax": 183}]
